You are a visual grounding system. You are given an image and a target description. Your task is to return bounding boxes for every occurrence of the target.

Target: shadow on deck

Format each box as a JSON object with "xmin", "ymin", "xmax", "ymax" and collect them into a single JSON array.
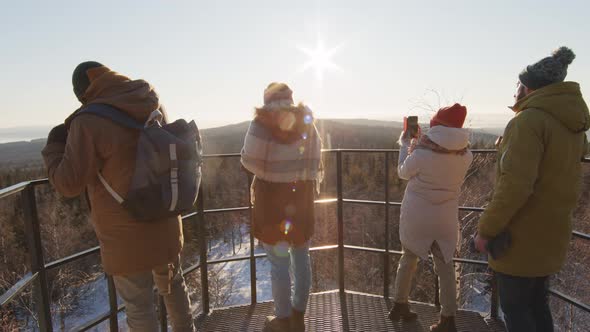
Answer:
[{"xmin": 196, "ymin": 290, "xmax": 506, "ymax": 332}]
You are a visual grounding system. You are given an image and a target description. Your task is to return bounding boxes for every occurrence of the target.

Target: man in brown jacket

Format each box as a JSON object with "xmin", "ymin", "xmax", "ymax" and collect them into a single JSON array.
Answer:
[{"xmin": 42, "ymin": 61, "xmax": 195, "ymax": 332}]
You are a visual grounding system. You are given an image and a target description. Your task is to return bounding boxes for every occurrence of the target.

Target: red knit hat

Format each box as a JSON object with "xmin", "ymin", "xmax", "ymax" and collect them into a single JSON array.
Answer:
[{"xmin": 430, "ymin": 103, "xmax": 467, "ymax": 128}]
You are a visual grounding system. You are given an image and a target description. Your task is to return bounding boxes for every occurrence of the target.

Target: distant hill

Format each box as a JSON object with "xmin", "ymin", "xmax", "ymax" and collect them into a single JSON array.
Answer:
[
  {"xmin": 324, "ymin": 118, "xmax": 404, "ymax": 128},
  {"xmin": 202, "ymin": 119, "xmax": 414, "ymax": 154},
  {"xmin": 0, "ymin": 119, "xmax": 499, "ymax": 166},
  {"xmin": 0, "ymin": 139, "xmax": 47, "ymax": 167},
  {"xmin": 477, "ymin": 127, "xmax": 505, "ymax": 136},
  {"xmin": 0, "ymin": 126, "xmax": 51, "ymax": 144}
]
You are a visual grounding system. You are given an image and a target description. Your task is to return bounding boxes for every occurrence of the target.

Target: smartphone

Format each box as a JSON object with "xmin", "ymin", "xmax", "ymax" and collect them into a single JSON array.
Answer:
[{"xmin": 403, "ymin": 116, "xmax": 419, "ymax": 139}]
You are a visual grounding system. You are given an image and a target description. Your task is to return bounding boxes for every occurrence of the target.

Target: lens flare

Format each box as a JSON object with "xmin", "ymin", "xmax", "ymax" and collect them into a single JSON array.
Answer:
[
  {"xmin": 279, "ymin": 113, "xmax": 296, "ymax": 131},
  {"xmin": 284, "ymin": 220, "xmax": 292, "ymax": 235},
  {"xmin": 299, "ymin": 146, "xmax": 305, "ymax": 154},
  {"xmin": 280, "ymin": 219, "xmax": 293, "ymax": 236},
  {"xmin": 303, "ymin": 114, "xmax": 313, "ymax": 125},
  {"xmin": 302, "ymin": 132, "xmax": 308, "ymax": 140}
]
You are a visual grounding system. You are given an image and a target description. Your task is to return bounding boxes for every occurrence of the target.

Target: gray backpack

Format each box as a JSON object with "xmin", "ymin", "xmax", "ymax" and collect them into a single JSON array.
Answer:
[{"xmin": 78, "ymin": 104, "xmax": 202, "ymax": 221}]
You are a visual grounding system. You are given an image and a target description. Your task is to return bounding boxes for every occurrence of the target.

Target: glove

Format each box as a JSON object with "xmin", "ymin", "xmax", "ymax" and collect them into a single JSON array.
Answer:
[{"xmin": 47, "ymin": 124, "xmax": 68, "ymax": 144}]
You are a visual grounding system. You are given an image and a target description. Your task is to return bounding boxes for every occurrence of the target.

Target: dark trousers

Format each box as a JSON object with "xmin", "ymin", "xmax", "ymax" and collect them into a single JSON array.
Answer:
[{"xmin": 496, "ymin": 272, "xmax": 553, "ymax": 332}]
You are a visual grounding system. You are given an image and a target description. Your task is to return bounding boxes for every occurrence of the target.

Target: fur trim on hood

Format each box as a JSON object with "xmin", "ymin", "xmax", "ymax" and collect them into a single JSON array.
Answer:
[
  {"xmin": 414, "ymin": 125, "xmax": 470, "ymax": 154},
  {"xmin": 254, "ymin": 103, "xmax": 315, "ymax": 144},
  {"xmin": 426, "ymin": 125, "xmax": 470, "ymax": 150}
]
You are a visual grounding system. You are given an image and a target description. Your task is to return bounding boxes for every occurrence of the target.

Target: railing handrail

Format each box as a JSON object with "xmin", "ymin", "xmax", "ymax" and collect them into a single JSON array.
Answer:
[
  {"xmin": 0, "ymin": 178, "xmax": 48, "ymax": 199},
  {"xmin": 0, "ymin": 272, "xmax": 39, "ymax": 307},
  {"xmin": 2, "ymin": 149, "xmax": 585, "ymax": 198},
  {"xmin": 1, "ymin": 149, "xmax": 590, "ymax": 331}
]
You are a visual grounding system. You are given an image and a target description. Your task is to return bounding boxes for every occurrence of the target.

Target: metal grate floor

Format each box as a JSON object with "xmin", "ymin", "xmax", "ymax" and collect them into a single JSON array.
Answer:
[{"xmin": 196, "ymin": 290, "xmax": 506, "ymax": 331}]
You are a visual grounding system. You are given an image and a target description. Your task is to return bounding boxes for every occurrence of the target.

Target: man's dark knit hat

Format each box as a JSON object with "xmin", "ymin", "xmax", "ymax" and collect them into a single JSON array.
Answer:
[
  {"xmin": 72, "ymin": 61, "xmax": 104, "ymax": 100},
  {"xmin": 519, "ymin": 47, "xmax": 576, "ymax": 90}
]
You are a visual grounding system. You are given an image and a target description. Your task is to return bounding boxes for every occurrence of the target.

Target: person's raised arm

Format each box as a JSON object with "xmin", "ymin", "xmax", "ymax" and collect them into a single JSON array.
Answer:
[
  {"xmin": 42, "ymin": 116, "xmax": 99, "ymax": 197},
  {"xmin": 397, "ymin": 132, "xmax": 421, "ymax": 180}
]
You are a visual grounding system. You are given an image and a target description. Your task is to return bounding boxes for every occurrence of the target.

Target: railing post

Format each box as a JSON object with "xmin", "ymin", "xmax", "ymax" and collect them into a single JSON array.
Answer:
[
  {"xmin": 158, "ymin": 295, "xmax": 168, "ymax": 331},
  {"xmin": 337, "ymin": 151, "xmax": 345, "ymax": 295},
  {"xmin": 491, "ymin": 272, "xmax": 499, "ymax": 319},
  {"xmin": 246, "ymin": 173, "xmax": 257, "ymax": 305},
  {"xmin": 21, "ymin": 185, "xmax": 53, "ymax": 332},
  {"xmin": 434, "ymin": 274, "xmax": 440, "ymax": 307},
  {"xmin": 383, "ymin": 152, "xmax": 390, "ymax": 299},
  {"xmin": 197, "ymin": 186, "xmax": 210, "ymax": 315},
  {"xmin": 106, "ymin": 275, "xmax": 119, "ymax": 331}
]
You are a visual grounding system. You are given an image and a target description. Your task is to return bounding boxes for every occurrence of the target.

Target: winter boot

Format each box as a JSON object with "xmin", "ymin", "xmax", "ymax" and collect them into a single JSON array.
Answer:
[
  {"xmin": 290, "ymin": 309, "xmax": 306, "ymax": 332},
  {"xmin": 430, "ymin": 315, "xmax": 457, "ymax": 332},
  {"xmin": 264, "ymin": 316, "xmax": 291, "ymax": 332},
  {"xmin": 388, "ymin": 302, "xmax": 418, "ymax": 322}
]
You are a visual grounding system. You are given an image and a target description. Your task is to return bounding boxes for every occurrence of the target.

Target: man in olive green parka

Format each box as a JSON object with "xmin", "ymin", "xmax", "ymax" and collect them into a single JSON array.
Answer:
[{"xmin": 475, "ymin": 47, "xmax": 589, "ymax": 332}]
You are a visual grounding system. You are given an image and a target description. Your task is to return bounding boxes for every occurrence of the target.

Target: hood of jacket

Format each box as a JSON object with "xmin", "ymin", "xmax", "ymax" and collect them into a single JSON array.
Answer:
[
  {"xmin": 513, "ymin": 81, "xmax": 590, "ymax": 133},
  {"xmin": 66, "ymin": 66, "xmax": 163, "ymax": 127},
  {"xmin": 254, "ymin": 103, "xmax": 314, "ymax": 144},
  {"xmin": 426, "ymin": 125, "xmax": 470, "ymax": 151}
]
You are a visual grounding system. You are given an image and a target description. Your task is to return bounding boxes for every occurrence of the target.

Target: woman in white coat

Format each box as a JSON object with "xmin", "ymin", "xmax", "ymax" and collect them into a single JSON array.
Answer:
[{"xmin": 389, "ymin": 104, "xmax": 473, "ymax": 332}]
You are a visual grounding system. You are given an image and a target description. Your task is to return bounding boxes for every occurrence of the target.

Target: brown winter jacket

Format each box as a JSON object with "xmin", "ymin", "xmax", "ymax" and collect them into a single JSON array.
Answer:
[{"xmin": 42, "ymin": 67, "xmax": 183, "ymax": 275}]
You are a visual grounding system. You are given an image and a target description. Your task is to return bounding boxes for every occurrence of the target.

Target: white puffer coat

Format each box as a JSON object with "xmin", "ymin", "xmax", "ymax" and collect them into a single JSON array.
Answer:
[{"xmin": 397, "ymin": 126, "xmax": 473, "ymax": 263}]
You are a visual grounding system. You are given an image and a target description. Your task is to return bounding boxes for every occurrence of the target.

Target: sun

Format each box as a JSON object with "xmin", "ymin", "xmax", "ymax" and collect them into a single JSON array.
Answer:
[{"xmin": 297, "ymin": 38, "xmax": 342, "ymax": 85}]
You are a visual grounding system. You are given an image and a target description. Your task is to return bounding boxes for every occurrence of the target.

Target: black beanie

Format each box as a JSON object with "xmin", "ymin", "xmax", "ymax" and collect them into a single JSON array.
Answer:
[
  {"xmin": 72, "ymin": 61, "xmax": 104, "ymax": 100},
  {"xmin": 519, "ymin": 47, "xmax": 576, "ymax": 90}
]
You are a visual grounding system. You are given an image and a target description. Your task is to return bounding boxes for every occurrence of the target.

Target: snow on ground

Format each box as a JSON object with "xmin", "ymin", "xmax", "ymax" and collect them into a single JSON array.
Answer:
[
  {"xmin": 19, "ymin": 273, "xmax": 118, "ymax": 331},
  {"xmin": 461, "ymin": 278, "xmax": 490, "ymax": 313},
  {"xmin": 201, "ymin": 224, "xmax": 272, "ymax": 307},
  {"xmin": 20, "ymin": 223, "xmax": 269, "ymax": 331},
  {"xmin": 26, "ymin": 222, "xmax": 498, "ymax": 331},
  {"xmin": 59, "ymin": 276, "xmax": 110, "ymax": 329},
  {"xmin": 461, "ymin": 277, "xmax": 507, "ymax": 324}
]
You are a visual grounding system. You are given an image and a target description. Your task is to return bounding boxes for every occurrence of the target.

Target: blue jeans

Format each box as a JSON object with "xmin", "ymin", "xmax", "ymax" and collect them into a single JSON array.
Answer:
[
  {"xmin": 496, "ymin": 272, "xmax": 553, "ymax": 332},
  {"xmin": 263, "ymin": 242, "xmax": 312, "ymax": 319}
]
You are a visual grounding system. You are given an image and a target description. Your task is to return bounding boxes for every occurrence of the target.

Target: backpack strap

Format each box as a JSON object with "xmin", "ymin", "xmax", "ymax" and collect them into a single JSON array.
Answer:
[
  {"xmin": 169, "ymin": 144, "xmax": 179, "ymax": 211},
  {"xmin": 75, "ymin": 104, "xmax": 142, "ymax": 205},
  {"xmin": 77, "ymin": 103, "xmax": 145, "ymax": 130},
  {"xmin": 98, "ymin": 173, "xmax": 125, "ymax": 204}
]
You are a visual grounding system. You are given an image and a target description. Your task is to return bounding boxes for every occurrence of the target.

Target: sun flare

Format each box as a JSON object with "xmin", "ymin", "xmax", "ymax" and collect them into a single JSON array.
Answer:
[{"xmin": 297, "ymin": 38, "xmax": 342, "ymax": 85}]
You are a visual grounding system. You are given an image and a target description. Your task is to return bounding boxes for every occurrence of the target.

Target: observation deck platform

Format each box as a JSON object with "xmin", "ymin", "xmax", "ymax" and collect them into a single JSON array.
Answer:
[{"xmin": 197, "ymin": 290, "xmax": 506, "ymax": 332}]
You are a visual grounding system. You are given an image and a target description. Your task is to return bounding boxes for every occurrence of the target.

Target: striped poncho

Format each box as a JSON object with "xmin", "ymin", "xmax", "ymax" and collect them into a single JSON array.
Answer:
[{"xmin": 241, "ymin": 109, "xmax": 323, "ymax": 183}]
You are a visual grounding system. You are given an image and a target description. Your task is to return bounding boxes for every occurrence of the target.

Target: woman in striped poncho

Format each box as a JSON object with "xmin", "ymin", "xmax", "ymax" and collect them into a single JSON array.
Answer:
[{"xmin": 241, "ymin": 82, "xmax": 323, "ymax": 332}]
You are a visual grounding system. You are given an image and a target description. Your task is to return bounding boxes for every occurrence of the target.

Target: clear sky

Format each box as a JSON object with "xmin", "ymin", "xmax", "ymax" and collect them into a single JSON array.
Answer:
[{"xmin": 1, "ymin": 0, "xmax": 589, "ymax": 129}]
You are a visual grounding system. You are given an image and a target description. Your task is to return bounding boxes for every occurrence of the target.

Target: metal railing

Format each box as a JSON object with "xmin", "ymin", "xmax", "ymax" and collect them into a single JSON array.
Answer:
[{"xmin": 1, "ymin": 150, "xmax": 589, "ymax": 331}]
